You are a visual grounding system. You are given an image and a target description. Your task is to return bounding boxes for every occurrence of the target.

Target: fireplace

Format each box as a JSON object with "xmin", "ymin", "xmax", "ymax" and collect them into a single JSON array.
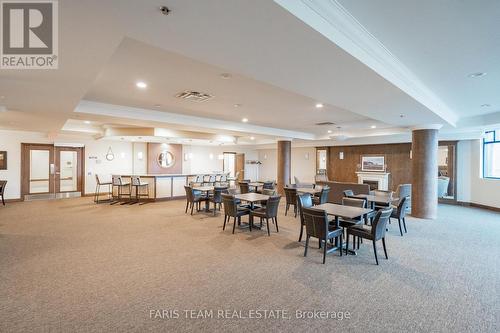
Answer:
[
  {"xmin": 363, "ymin": 180, "xmax": 379, "ymax": 191},
  {"xmin": 356, "ymin": 172, "xmax": 390, "ymax": 191}
]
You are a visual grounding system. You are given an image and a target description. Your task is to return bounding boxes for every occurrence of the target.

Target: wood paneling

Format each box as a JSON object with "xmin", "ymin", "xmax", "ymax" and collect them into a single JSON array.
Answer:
[
  {"xmin": 235, "ymin": 153, "xmax": 245, "ymax": 180},
  {"xmin": 147, "ymin": 143, "xmax": 182, "ymax": 174},
  {"xmin": 277, "ymin": 141, "xmax": 291, "ymax": 194},
  {"xmin": 327, "ymin": 143, "xmax": 412, "ymax": 191}
]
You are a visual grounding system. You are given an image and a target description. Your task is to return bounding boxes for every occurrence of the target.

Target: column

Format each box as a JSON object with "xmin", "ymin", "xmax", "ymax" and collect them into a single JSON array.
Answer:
[
  {"xmin": 411, "ymin": 127, "xmax": 439, "ymax": 219},
  {"xmin": 277, "ymin": 140, "xmax": 291, "ymax": 195}
]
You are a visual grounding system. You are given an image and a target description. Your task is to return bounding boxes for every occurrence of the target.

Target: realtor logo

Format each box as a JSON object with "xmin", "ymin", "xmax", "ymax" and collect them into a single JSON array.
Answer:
[{"xmin": 1, "ymin": 0, "xmax": 58, "ymax": 69}]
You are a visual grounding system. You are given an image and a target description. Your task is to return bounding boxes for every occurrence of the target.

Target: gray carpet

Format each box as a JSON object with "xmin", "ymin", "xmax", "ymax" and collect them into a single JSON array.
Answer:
[{"xmin": 0, "ymin": 198, "xmax": 499, "ymax": 332}]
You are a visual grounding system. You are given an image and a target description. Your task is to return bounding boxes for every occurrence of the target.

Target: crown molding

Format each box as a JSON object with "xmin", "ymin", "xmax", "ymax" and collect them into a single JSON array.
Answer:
[{"xmin": 274, "ymin": 0, "xmax": 457, "ymax": 126}]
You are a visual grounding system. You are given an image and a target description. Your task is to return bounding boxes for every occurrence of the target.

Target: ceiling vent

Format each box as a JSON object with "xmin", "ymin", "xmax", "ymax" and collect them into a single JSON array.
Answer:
[
  {"xmin": 315, "ymin": 121, "xmax": 335, "ymax": 126},
  {"xmin": 175, "ymin": 90, "xmax": 213, "ymax": 102}
]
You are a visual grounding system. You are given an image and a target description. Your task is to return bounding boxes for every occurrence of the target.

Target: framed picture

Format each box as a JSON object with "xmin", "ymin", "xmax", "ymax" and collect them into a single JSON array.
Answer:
[
  {"xmin": 361, "ymin": 155, "xmax": 385, "ymax": 172},
  {"xmin": 0, "ymin": 151, "xmax": 6, "ymax": 170}
]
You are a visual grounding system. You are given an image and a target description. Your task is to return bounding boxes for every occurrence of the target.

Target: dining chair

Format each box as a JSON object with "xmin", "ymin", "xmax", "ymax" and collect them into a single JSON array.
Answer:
[
  {"xmin": 210, "ymin": 186, "xmax": 229, "ymax": 216},
  {"xmin": 0, "ymin": 180, "xmax": 6, "ymax": 206},
  {"xmin": 94, "ymin": 174, "xmax": 112, "ymax": 204},
  {"xmin": 130, "ymin": 176, "xmax": 149, "ymax": 205},
  {"xmin": 297, "ymin": 193, "xmax": 313, "ymax": 242},
  {"xmin": 221, "ymin": 193, "xmax": 250, "ymax": 234},
  {"xmin": 373, "ymin": 190, "xmax": 393, "ymax": 210},
  {"xmin": 302, "ymin": 207, "xmax": 343, "ymax": 264},
  {"xmin": 259, "ymin": 188, "xmax": 277, "ymax": 207},
  {"xmin": 395, "ymin": 184, "xmax": 411, "ymax": 212},
  {"xmin": 262, "ymin": 181, "xmax": 275, "ymax": 190},
  {"xmin": 184, "ymin": 186, "xmax": 209, "ymax": 215},
  {"xmin": 340, "ymin": 197, "xmax": 367, "ymax": 250},
  {"xmin": 239, "ymin": 181, "xmax": 250, "ymax": 194},
  {"xmin": 346, "ymin": 208, "xmax": 393, "ymax": 265},
  {"xmin": 390, "ymin": 196, "xmax": 409, "ymax": 236},
  {"xmin": 313, "ymin": 185, "xmax": 330, "ymax": 205},
  {"xmin": 249, "ymin": 195, "xmax": 281, "ymax": 236},
  {"xmin": 284, "ymin": 187, "xmax": 298, "ymax": 217},
  {"xmin": 111, "ymin": 175, "xmax": 131, "ymax": 205}
]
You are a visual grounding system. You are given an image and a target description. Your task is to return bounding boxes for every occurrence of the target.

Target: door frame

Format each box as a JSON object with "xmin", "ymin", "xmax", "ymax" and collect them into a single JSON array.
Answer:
[
  {"xmin": 20, "ymin": 143, "xmax": 86, "ymax": 200},
  {"xmin": 54, "ymin": 146, "xmax": 85, "ymax": 193},
  {"xmin": 438, "ymin": 140, "xmax": 457, "ymax": 204}
]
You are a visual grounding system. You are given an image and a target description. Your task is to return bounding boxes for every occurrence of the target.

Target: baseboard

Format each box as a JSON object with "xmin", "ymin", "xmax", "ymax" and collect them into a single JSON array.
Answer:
[
  {"xmin": 457, "ymin": 201, "xmax": 500, "ymax": 212},
  {"xmin": 4, "ymin": 198, "xmax": 23, "ymax": 203}
]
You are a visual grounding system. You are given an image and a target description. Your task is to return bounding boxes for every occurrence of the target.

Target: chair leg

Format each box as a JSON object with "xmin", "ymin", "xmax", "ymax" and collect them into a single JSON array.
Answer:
[
  {"xmin": 357, "ymin": 237, "xmax": 360, "ymax": 250},
  {"xmin": 339, "ymin": 234, "xmax": 343, "ymax": 256},
  {"xmin": 398, "ymin": 218, "xmax": 403, "ymax": 236},
  {"xmin": 232, "ymin": 217, "xmax": 237, "ymax": 234},
  {"xmin": 94, "ymin": 184, "xmax": 99, "ymax": 203},
  {"xmin": 274, "ymin": 217, "xmax": 279, "ymax": 233},
  {"xmin": 223, "ymin": 215, "xmax": 227, "ymax": 230},
  {"xmin": 346, "ymin": 232, "xmax": 350, "ymax": 255},
  {"xmin": 266, "ymin": 218, "xmax": 270, "ymax": 236},
  {"xmin": 191, "ymin": 202, "xmax": 194, "ymax": 215},
  {"xmin": 185, "ymin": 201, "xmax": 189, "ymax": 213},
  {"xmin": 319, "ymin": 239, "xmax": 322, "ymax": 249},
  {"xmin": 298, "ymin": 224, "xmax": 304, "ymax": 242},
  {"xmin": 294, "ymin": 205, "xmax": 297, "ymax": 218},
  {"xmin": 403, "ymin": 217, "xmax": 407, "ymax": 233},
  {"xmin": 304, "ymin": 236, "xmax": 310, "ymax": 257},
  {"xmin": 382, "ymin": 237, "xmax": 388, "ymax": 259},
  {"xmin": 372, "ymin": 240, "xmax": 379, "ymax": 265},
  {"xmin": 285, "ymin": 204, "xmax": 289, "ymax": 216},
  {"xmin": 322, "ymin": 237, "xmax": 327, "ymax": 264}
]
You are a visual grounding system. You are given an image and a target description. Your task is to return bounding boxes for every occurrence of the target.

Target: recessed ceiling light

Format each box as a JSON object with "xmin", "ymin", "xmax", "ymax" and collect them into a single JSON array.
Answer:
[
  {"xmin": 0, "ymin": 96, "xmax": 5, "ymax": 99},
  {"xmin": 399, "ymin": 114, "xmax": 405, "ymax": 118},
  {"xmin": 481, "ymin": 104, "xmax": 491, "ymax": 107},
  {"xmin": 220, "ymin": 73, "xmax": 232, "ymax": 79},
  {"xmin": 327, "ymin": 130, "xmax": 332, "ymax": 133},
  {"xmin": 138, "ymin": 137, "xmax": 142, "ymax": 140},
  {"xmin": 371, "ymin": 125, "xmax": 377, "ymax": 129},
  {"xmin": 242, "ymin": 118, "xmax": 248, "ymax": 123},
  {"xmin": 234, "ymin": 103, "xmax": 242, "ymax": 108},
  {"xmin": 120, "ymin": 137, "xmax": 124, "ymax": 140},
  {"xmin": 136, "ymin": 81, "xmax": 147, "ymax": 89},
  {"xmin": 154, "ymin": 104, "xmax": 161, "ymax": 108},
  {"xmin": 315, "ymin": 103, "xmax": 324, "ymax": 108},
  {"xmin": 84, "ymin": 120, "xmax": 91, "ymax": 124},
  {"xmin": 250, "ymin": 136, "xmax": 255, "ymax": 140},
  {"xmin": 468, "ymin": 72, "xmax": 487, "ymax": 78}
]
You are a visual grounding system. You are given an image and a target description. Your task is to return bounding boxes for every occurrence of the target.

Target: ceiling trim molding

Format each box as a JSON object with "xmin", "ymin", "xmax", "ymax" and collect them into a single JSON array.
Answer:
[
  {"xmin": 74, "ymin": 100, "xmax": 316, "ymax": 140},
  {"xmin": 274, "ymin": 0, "xmax": 458, "ymax": 126}
]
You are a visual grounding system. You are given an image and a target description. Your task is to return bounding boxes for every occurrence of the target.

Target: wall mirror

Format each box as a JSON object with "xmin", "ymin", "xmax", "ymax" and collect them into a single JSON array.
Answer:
[{"xmin": 158, "ymin": 151, "xmax": 175, "ymax": 168}]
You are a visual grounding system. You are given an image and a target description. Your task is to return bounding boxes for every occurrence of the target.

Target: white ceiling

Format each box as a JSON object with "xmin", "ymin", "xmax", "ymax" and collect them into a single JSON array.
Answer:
[{"xmin": 0, "ymin": 0, "xmax": 498, "ymax": 144}]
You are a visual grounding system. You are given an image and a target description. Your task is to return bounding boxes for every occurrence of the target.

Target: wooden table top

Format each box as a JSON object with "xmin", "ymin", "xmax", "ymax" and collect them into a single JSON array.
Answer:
[
  {"xmin": 193, "ymin": 186, "xmax": 214, "ymax": 192},
  {"xmin": 248, "ymin": 182, "xmax": 263, "ymax": 187},
  {"xmin": 314, "ymin": 203, "xmax": 373, "ymax": 219},
  {"xmin": 234, "ymin": 193, "xmax": 270, "ymax": 202},
  {"xmin": 296, "ymin": 187, "xmax": 322, "ymax": 194},
  {"xmin": 351, "ymin": 194, "xmax": 398, "ymax": 204}
]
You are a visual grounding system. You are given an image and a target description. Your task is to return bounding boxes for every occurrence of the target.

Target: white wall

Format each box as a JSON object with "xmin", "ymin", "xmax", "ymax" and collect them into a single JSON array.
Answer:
[
  {"xmin": 257, "ymin": 147, "xmax": 316, "ymax": 184},
  {"xmin": 467, "ymin": 139, "xmax": 500, "ymax": 208}
]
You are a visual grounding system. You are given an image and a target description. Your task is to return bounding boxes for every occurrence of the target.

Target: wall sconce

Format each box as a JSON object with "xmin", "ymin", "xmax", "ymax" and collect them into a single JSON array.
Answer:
[
  {"xmin": 409, "ymin": 150, "xmax": 412, "ymax": 159},
  {"xmin": 137, "ymin": 152, "xmax": 143, "ymax": 160},
  {"xmin": 339, "ymin": 152, "xmax": 344, "ymax": 160},
  {"xmin": 184, "ymin": 153, "xmax": 188, "ymax": 161},
  {"xmin": 263, "ymin": 154, "xmax": 268, "ymax": 160},
  {"xmin": 304, "ymin": 153, "xmax": 309, "ymax": 160}
]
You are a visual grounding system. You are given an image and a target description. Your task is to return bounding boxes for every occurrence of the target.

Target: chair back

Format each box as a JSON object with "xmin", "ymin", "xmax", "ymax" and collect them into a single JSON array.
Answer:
[
  {"xmin": 212, "ymin": 186, "xmax": 228, "ymax": 203},
  {"xmin": 373, "ymin": 190, "xmax": 393, "ymax": 200},
  {"xmin": 95, "ymin": 174, "xmax": 102, "ymax": 185},
  {"xmin": 222, "ymin": 193, "xmax": 238, "ymax": 217},
  {"xmin": 263, "ymin": 181, "xmax": 274, "ymax": 190},
  {"xmin": 297, "ymin": 193, "xmax": 313, "ymax": 226},
  {"xmin": 112, "ymin": 175, "xmax": 122, "ymax": 186},
  {"xmin": 318, "ymin": 186, "xmax": 330, "ymax": 205},
  {"xmin": 239, "ymin": 182, "xmax": 250, "ymax": 194},
  {"xmin": 372, "ymin": 208, "xmax": 393, "ymax": 240},
  {"xmin": 0, "ymin": 180, "xmax": 6, "ymax": 195},
  {"xmin": 294, "ymin": 176, "xmax": 301, "ymax": 186},
  {"xmin": 220, "ymin": 174, "xmax": 227, "ymax": 182},
  {"xmin": 342, "ymin": 197, "xmax": 366, "ymax": 208},
  {"xmin": 234, "ymin": 171, "xmax": 240, "ymax": 179},
  {"xmin": 131, "ymin": 176, "xmax": 141, "ymax": 186},
  {"xmin": 396, "ymin": 184, "xmax": 411, "ymax": 199},
  {"xmin": 184, "ymin": 186, "xmax": 194, "ymax": 203},
  {"xmin": 302, "ymin": 207, "xmax": 329, "ymax": 240},
  {"xmin": 209, "ymin": 175, "xmax": 216, "ymax": 183},
  {"xmin": 265, "ymin": 195, "xmax": 281, "ymax": 217},
  {"xmin": 343, "ymin": 189, "xmax": 354, "ymax": 197},
  {"xmin": 395, "ymin": 196, "xmax": 409, "ymax": 219},
  {"xmin": 284, "ymin": 187, "xmax": 297, "ymax": 205},
  {"xmin": 315, "ymin": 174, "xmax": 329, "ymax": 182},
  {"xmin": 262, "ymin": 189, "xmax": 277, "ymax": 196}
]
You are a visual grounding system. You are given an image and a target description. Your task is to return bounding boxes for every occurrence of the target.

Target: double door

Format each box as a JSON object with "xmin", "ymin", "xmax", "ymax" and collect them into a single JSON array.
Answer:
[{"xmin": 21, "ymin": 144, "xmax": 84, "ymax": 200}]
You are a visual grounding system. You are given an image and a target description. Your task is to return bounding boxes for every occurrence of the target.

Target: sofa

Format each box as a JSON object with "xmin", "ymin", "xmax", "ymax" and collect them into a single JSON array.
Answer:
[{"xmin": 315, "ymin": 181, "xmax": 370, "ymax": 204}]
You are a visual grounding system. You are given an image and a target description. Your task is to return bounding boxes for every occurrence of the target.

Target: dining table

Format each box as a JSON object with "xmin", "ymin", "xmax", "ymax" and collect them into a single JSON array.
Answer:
[
  {"xmin": 296, "ymin": 187, "xmax": 322, "ymax": 195},
  {"xmin": 233, "ymin": 192, "xmax": 270, "ymax": 230},
  {"xmin": 248, "ymin": 182, "xmax": 264, "ymax": 192},
  {"xmin": 193, "ymin": 186, "xmax": 214, "ymax": 211},
  {"xmin": 350, "ymin": 194, "xmax": 398, "ymax": 209},
  {"xmin": 314, "ymin": 203, "xmax": 373, "ymax": 255}
]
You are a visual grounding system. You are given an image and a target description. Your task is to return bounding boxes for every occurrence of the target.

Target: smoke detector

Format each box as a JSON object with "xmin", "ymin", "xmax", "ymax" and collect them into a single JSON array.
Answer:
[{"xmin": 175, "ymin": 90, "xmax": 213, "ymax": 102}]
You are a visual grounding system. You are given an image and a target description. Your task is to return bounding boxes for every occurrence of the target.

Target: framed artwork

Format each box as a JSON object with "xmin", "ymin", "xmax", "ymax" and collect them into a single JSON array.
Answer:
[
  {"xmin": 0, "ymin": 151, "xmax": 6, "ymax": 170},
  {"xmin": 361, "ymin": 155, "xmax": 385, "ymax": 172}
]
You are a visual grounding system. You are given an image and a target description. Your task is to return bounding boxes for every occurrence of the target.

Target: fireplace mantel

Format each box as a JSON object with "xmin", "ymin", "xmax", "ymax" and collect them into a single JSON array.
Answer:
[{"xmin": 356, "ymin": 172, "xmax": 390, "ymax": 191}]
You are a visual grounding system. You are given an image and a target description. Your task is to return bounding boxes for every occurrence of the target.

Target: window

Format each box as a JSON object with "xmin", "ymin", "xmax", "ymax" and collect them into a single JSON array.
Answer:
[{"xmin": 483, "ymin": 130, "xmax": 500, "ymax": 178}]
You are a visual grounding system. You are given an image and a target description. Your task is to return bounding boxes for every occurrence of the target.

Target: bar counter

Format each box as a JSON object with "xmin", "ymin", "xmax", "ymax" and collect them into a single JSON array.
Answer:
[{"xmin": 118, "ymin": 174, "xmax": 198, "ymax": 201}]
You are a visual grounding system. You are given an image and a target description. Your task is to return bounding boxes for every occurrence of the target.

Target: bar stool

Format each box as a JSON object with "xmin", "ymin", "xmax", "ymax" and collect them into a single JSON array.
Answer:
[
  {"xmin": 130, "ymin": 176, "xmax": 149, "ymax": 205},
  {"xmin": 111, "ymin": 175, "xmax": 131, "ymax": 205},
  {"xmin": 94, "ymin": 174, "xmax": 112, "ymax": 204}
]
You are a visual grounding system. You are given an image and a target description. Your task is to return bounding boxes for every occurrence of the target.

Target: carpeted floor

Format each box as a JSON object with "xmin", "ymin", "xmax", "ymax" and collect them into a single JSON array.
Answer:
[{"xmin": 0, "ymin": 198, "xmax": 499, "ymax": 332}]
